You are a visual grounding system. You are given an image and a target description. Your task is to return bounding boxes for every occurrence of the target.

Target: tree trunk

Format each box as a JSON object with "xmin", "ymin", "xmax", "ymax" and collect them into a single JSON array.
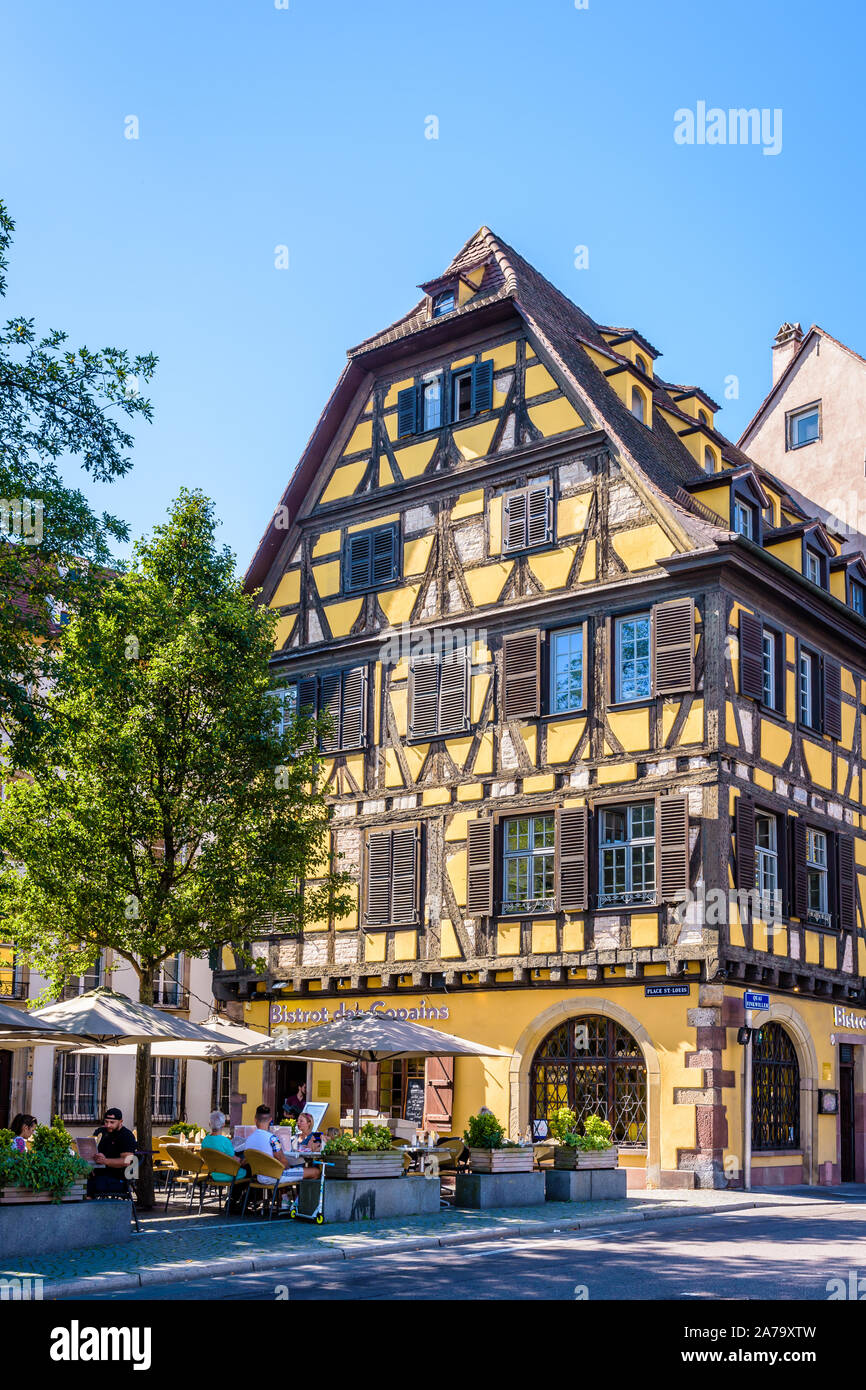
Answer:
[{"xmin": 133, "ymin": 967, "xmax": 155, "ymax": 1209}]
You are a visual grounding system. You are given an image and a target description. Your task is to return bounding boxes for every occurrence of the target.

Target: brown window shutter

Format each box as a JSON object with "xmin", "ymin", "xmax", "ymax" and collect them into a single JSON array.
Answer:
[
  {"xmin": 792, "ymin": 818, "xmax": 808, "ymax": 919},
  {"xmin": 424, "ymin": 1056, "xmax": 454, "ymax": 1126},
  {"xmin": 527, "ymin": 484, "xmax": 552, "ymax": 547},
  {"xmin": 466, "ymin": 819, "xmax": 494, "ymax": 915},
  {"xmin": 409, "ymin": 657, "xmax": 439, "ymax": 738},
  {"xmin": 558, "ymin": 806, "xmax": 588, "ymax": 910},
  {"xmin": 438, "ymin": 651, "xmax": 469, "ymax": 734},
  {"xmin": 652, "ymin": 599, "xmax": 695, "ymax": 695},
  {"xmin": 735, "ymin": 798, "xmax": 756, "ymax": 893},
  {"xmin": 838, "ymin": 833, "xmax": 856, "ymax": 930},
  {"xmin": 319, "ymin": 671, "xmax": 342, "ymax": 752},
  {"xmin": 823, "ymin": 658, "xmax": 842, "ymax": 739},
  {"xmin": 739, "ymin": 611, "xmax": 764, "ymax": 701},
  {"xmin": 503, "ymin": 629, "xmax": 541, "ymax": 719},
  {"xmin": 296, "ymin": 675, "xmax": 318, "ymax": 750},
  {"xmin": 390, "ymin": 826, "xmax": 419, "ymax": 925},
  {"xmin": 340, "ymin": 666, "xmax": 367, "ymax": 749},
  {"xmin": 658, "ymin": 795, "xmax": 689, "ymax": 900},
  {"xmin": 365, "ymin": 831, "xmax": 392, "ymax": 925},
  {"xmin": 504, "ymin": 491, "xmax": 527, "ymax": 552}
]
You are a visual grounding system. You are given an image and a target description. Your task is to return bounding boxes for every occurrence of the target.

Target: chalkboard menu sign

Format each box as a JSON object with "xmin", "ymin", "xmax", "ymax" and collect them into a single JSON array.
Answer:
[{"xmin": 404, "ymin": 1076, "xmax": 426, "ymax": 1125}]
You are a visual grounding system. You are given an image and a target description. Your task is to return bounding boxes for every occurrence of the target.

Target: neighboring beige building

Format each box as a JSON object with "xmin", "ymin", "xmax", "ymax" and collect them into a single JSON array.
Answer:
[{"xmin": 740, "ymin": 323, "xmax": 866, "ymax": 545}]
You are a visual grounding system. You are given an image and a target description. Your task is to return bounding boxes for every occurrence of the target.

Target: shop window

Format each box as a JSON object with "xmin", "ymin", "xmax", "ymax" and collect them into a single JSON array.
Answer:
[
  {"xmin": 530, "ymin": 1016, "xmax": 647, "ymax": 1149},
  {"xmin": 598, "ymin": 803, "xmax": 656, "ymax": 908},
  {"xmin": 501, "ymin": 814, "xmax": 555, "ymax": 915},
  {"xmin": 752, "ymin": 1023, "xmax": 800, "ymax": 1151},
  {"xmin": 378, "ymin": 1057, "xmax": 426, "ymax": 1120}
]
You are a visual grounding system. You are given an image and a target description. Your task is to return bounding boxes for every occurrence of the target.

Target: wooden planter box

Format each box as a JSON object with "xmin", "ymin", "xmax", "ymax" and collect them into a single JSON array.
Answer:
[
  {"xmin": 553, "ymin": 1147, "xmax": 619, "ymax": 1170},
  {"xmin": 326, "ymin": 1150, "xmax": 405, "ymax": 1180},
  {"xmin": 0, "ymin": 1179, "xmax": 87, "ymax": 1204},
  {"xmin": 469, "ymin": 1147, "xmax": 534, "ymax": 1174}
]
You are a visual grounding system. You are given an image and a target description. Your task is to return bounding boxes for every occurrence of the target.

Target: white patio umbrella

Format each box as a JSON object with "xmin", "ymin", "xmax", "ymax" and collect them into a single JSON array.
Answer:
[
  {"xmin": 0, "ymin": 1000, "xmax": 82, "ymax": 1048},
  {"xmin": 28, "ymin": 987, "xmax": 239, "ymax": 1046},
  {"xmin": 230, "ymin": 1013, "xmax": 511, "ymax": 1133},
  {"xmin": 75, "ymin": 1013, "xmax": 268, "ymax": 1059}
]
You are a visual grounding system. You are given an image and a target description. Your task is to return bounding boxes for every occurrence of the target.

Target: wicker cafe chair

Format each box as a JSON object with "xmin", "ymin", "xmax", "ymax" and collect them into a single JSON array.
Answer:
[
  {"xmin": 162, "ymin": 1143, "xmax": 205, "ymax": 1212},
  {"xmin": 435, "ymin": 1138, "xmax": 468, "ymax": 1172},
  {"xmin": 241, "ymin": 1147, "xmax": 298, "ymax": 1220},
  {"xmin": 196, "ymin": 1147, "xmax": 249, "ymax": 1214}
]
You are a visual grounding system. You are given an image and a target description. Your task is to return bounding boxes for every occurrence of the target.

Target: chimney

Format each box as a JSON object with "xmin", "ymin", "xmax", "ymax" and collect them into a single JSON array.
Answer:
[{"xmin": 772, "ymin": 322, "xmax": 803, "ymax": 384}]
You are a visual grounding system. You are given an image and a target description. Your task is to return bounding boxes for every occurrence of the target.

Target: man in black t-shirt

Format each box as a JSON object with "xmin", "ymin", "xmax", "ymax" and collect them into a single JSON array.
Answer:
[{"xmin": 86, "ymin": 1107, "xmax": 137, "ymax": 1197}]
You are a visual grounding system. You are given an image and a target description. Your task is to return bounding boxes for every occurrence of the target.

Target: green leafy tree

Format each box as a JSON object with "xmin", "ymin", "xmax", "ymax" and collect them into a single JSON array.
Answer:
[
  {"xmin": 0, "ymin": 199, "xmax": 156, "ymax": 756},
  {"xmin": 0, "ymin": 490, "xmax": 350, "ymax": 1205}
]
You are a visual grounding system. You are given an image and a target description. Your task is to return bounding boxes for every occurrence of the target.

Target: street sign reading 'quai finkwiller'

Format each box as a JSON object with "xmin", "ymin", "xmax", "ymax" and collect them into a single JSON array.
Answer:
[{"xmin": 744, "ymin": 991, "xmax": 770, "ymax": 1010}]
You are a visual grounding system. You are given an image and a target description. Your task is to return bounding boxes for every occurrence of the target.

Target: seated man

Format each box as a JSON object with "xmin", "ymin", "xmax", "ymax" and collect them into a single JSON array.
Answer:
[
  {"xmin": 241, "ymin": 1106, "xmax": 318, "ymax": 1211},
  {"xmin": 87, "ymin": 1107, "xmax": 136, "ymax": 1197}
]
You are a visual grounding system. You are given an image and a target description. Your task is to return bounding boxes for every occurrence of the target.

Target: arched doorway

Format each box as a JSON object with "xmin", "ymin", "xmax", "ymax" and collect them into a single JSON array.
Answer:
[
  {"xmin": 529, "ymin": 1014, "xmax": 648, "ymax": 1149},
  {"xmin": 752, "ymin": 1021, "xmax": 800, "ymax": 1152}
]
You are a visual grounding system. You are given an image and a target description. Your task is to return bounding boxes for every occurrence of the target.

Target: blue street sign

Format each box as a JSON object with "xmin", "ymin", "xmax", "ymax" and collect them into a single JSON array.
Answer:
[{"xmin": 744, "ymin": 990, "xmax": 770, "ymax": 1011}]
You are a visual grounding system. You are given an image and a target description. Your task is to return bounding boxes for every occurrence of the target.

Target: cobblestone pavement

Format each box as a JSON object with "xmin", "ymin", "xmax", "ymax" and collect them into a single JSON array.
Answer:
[{"xmin": 3, "ymin": 1185, "xmax": 847, "ymax": 1298}]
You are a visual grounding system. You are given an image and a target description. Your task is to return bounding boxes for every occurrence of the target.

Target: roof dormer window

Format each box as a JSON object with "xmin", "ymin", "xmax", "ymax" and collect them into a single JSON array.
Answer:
[
  {"xmin": 432, "ymin": 289, "xmax": 456, "ymax": 318},
  {"xmin": 631, "ymin": 386, "xmax": 646, "ymax": 423},
  {"xmin": 635, "ymin": 353, "xmax": 648, "ymax": 375}
]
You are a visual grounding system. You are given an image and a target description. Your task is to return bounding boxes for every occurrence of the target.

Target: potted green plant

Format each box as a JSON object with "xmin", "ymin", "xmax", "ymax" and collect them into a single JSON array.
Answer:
[
  {"xmin": 0, "ymin": 1116, "xmax": 91, "ymax": 1203},
  {"xmin": 551, "ymin": 1114, "xmax": 618, "ymax": 1170},
  {"xmin": 322, "ymin": 1123, "xmax": 404, "ymax": 1179},
  {"xmin": 166, "ymin": 1121, "xmax": 203, "ymax": 1144},
  {"xmin": 464, "ymin": 1112, "xmax": 533, "ymax": 1174}
]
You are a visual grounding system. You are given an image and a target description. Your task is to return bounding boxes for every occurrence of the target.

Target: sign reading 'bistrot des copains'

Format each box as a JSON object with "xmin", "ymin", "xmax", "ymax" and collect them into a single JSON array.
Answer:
[
  {"xmin": 269, "ymin": 999, "xmax": 450, "ymax": 1028},
  {"xmin": 833, "ymin": 1005, "xmax": 866, "ymax": 1032}
]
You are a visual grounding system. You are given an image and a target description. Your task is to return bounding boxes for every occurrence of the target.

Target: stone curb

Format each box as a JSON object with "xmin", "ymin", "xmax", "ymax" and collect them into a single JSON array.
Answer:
[{"xmin": 44, "ymin": 1199, "xmax": 760, "ymax": 1298}]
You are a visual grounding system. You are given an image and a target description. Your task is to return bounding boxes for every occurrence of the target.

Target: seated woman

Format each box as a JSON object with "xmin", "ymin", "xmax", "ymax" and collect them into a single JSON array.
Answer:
[
  {"xmin": 201, "ymin": 1110, "xmax": 246, "ymax": 1181},
  {"xmin": 294, "ymin": 1111, "xmax": 322, "ymax": 1154},
  {"xmin": 9, "ymin": 1114, "xmax": 37, "ymax": 1153}
]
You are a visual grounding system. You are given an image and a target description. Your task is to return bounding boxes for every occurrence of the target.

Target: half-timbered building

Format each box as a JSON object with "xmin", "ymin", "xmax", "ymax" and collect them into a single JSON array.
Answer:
[{"xmin": 216, "ymin": 229, "xmax": 866, "ymax": 1189}]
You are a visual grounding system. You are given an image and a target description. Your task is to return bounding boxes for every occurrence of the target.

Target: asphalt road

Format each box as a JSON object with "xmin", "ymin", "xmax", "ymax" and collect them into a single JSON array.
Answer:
[{"xmin": 80, "ymin": 1197, "xmax": 866, "ymax": 1301}]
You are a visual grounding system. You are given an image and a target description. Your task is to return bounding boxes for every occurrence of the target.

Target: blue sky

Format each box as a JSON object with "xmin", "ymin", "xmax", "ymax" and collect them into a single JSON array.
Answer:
[{"xmin": 1, "ymin": 0, "xmax": 863, "ymax": 573}]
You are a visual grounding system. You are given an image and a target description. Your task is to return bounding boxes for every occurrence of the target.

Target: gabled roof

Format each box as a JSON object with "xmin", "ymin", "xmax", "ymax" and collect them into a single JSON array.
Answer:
[
  {"xmin": 738, "ymin": 323, "xmax": 866, "ymax": 447},
  {"xmin": 244, "ymin": 229, "xmax": 848, "ymax": 593}
]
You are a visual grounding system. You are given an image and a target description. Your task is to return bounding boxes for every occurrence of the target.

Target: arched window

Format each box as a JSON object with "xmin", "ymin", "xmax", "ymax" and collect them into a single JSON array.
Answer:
[
  {"xmin": 704, "ymin": 446, "xmax": 715, "ymax": 473},
  {"xmin": 530, "ymin": 1015, "xmax": 647, "ymax": 1148},
  {"xmin": 698, "ymin": 408, "xmax": 709, "ymax": 426},
  {"xmin": 635, "ymin": 353, "xmax": 648, "ymax": 375},
  {"xmin": 752, "ymin": 1022, "xmax": 800, "ymax": 1151},
  {"xmin": 631, "ymin": 387, "xmax": 645, "ymax": 423}
]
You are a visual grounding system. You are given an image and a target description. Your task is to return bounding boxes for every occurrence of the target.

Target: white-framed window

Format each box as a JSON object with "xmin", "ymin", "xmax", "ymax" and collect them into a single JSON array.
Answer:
[
  {"xmin": 805, "ymin": 548, "xmax": 823, "ymax": 586},
  {"xmin": 762, "ymin": 629, "xmax": 778, "ymax": 710},
  {"xmin": 850, "ymin": 578, "xmax": 865, "ymax": 616},
  {"xmin": 755, "ymin": 813, "xmax": 779, "ymax": 911},
  {"xmin": 598, "ymin": 803, "xmax": 656, "ymax": 907},
  {"xmin": 451, "ymin": 370, "xmax": 473, "ymax": 422},
  {"xmin": 798, "ymin": 647, "xmax": 820, "ymax": 728},
  {"xmin": 787, "ymin": 404, "xmax": 820, "ymax": 449},
  {"xmin": 151, "ymin": 1058, "xmax": 180, "ymax": 1123},
  {"xmin": 733, "ymin": 499, "xmax": 755, "ymax": 539},
  {"xmin": 550, "ymin": 627, "xmax": 585, "ymax": 713},
  {"xmin": 56, "ymin": 1053, "xmax": 103, "ymax": 1123},
  {"xmin": 615, "ymin": 614, "xmax": 651, "ymax": 702},
  {"xmin": 806, "ymin": 829, "xmax": 830, "ymax": 924},
  {"xmin": 631, "ymin": 387, "xmax": 645, "ymax": 422},
  {"xmin": 422, "ymin": 374, "xmax": 443, "ymax": 431},
  {"xmin": 154, "ymin": 955, "xmax": 183, "ymax": 1007},
  {"xmin": 502, "ymin": 815, "xmax": 555, "ymax": 914},
  {"xmin": 271, "ymin": 684, "xmax": 297, "ymax": 738}
]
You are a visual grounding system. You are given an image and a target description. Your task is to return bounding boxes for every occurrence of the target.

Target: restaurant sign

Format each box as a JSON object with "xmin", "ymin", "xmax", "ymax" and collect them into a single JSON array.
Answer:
[
  {"xmin": 269, "ymin": 999, "xmax": 450, "ymax": 1028},
  {"xmin": 833, "ymin": 1005, "xmax": 866, "ymax": 1032}
]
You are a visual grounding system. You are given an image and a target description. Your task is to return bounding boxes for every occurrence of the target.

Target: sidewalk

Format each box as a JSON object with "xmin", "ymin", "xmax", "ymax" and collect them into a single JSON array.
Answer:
[{"xmin": 4, "ymin": 1186, "xmax": 837, "ymax": 1300}]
